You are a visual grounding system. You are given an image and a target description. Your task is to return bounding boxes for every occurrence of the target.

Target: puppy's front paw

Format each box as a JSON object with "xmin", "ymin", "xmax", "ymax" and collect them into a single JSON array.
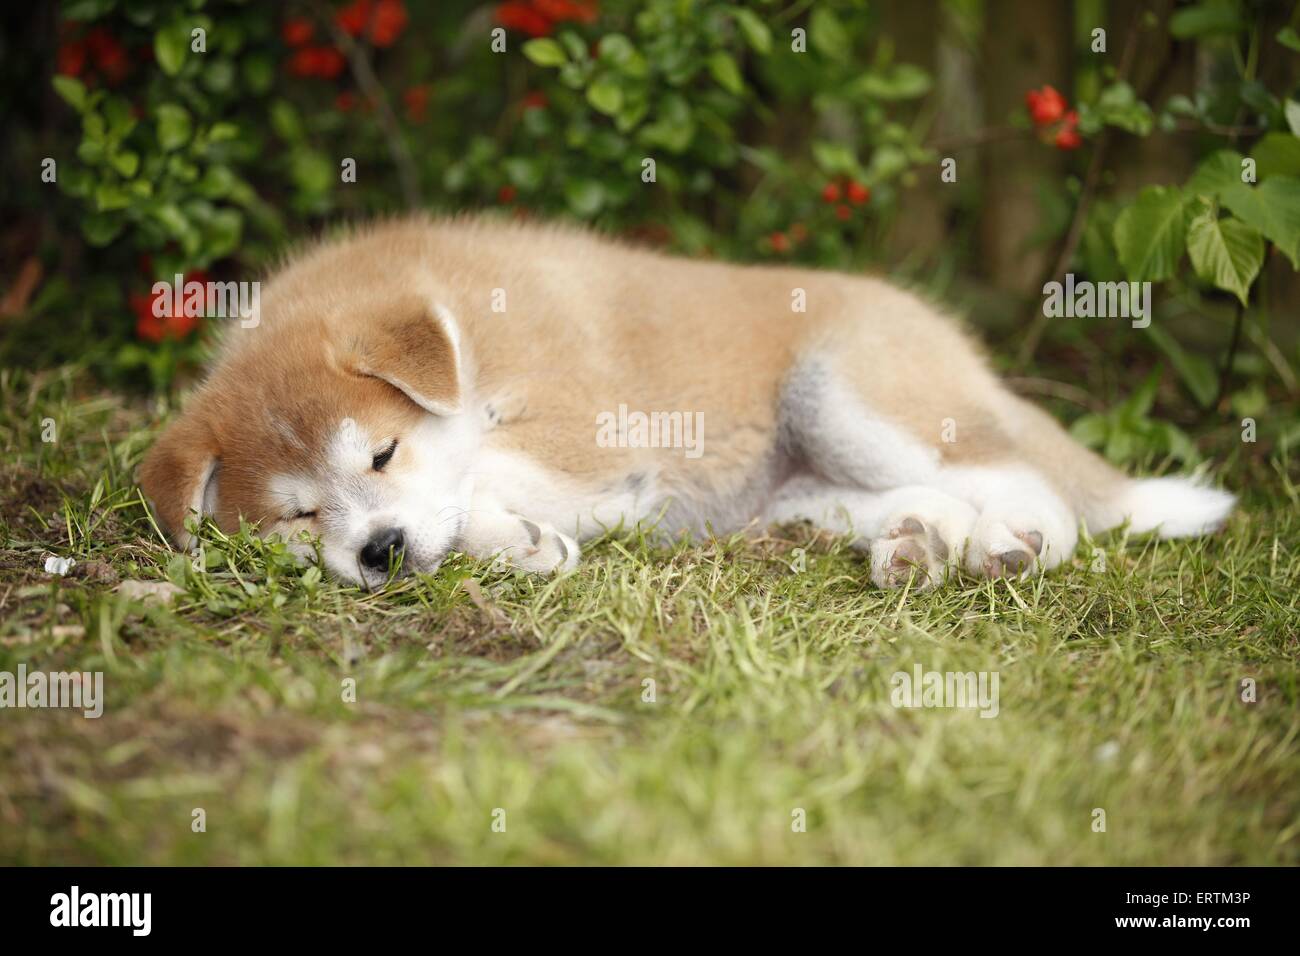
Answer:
[
  {"xmin": 870, "ymin": 516, "xmax": 951, "ymax": 590},
  {"xmin": 966, "ymin": 518, "xmax": 1045, "ymax": 580},
  {"xmin": 489, "ymin": 515, "xmax": 580, "ymax": 574}
]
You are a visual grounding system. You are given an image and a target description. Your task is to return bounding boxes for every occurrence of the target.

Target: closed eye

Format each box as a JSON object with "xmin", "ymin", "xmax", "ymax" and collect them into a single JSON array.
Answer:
[
  {"xmin": 291, "ymin": 510, "xmax": 317, "ymax": 520},
  {"xmin": 372, "ymin": 439, "xmax": 398, "ymax": 472}
]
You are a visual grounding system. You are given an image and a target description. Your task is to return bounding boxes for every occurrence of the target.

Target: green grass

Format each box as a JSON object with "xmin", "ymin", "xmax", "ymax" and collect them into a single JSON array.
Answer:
[{"xmin": 1, "ymin": 365, "xmax": 1297, "ymax": 865}]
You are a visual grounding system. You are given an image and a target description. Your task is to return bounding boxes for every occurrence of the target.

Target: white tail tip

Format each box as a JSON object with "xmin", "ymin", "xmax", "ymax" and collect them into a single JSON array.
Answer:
[{"xmin": 1115, "ymin": 476, "xmax": 1236, "ymax": 539}]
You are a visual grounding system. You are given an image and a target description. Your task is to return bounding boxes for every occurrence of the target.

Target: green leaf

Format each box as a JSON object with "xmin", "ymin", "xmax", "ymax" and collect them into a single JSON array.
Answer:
[
  {"xmin": 52, "ymin": 75, "xmax": 87, "ymax": 111},
  {"xmin": 596, "ymin": 34, "xmax": 647, "ymax": 76},
  {"xmin": 811, "ymin": 141, "xmax": 858, "ymax": 176},
  {"xmin": 82, "ymin": 213, "xmax": 123, "ymax": 246},
  {"xmin": 1169, "ymin": 3, "xmax": 1243, "ymax": 38},
  {"xmin": 1113, "ymin": 186, "xmax": 1188, "ymax": 281},
  {"xmin": 1219, "ymin": 176, "xmax": 1300, "ymax": 268},
  {"xmin": 155, "ymin": 104, "xmax": 192, "ymax": 151},
  {"xmin": 110, "ymin": 150, "xmax": 140, "ymax": 178},
  {"xmin": 154, "ymin": 21, "xmax": 190, "ymax": 77},
  {"xmin": 1185, "ymin": 149, "xmax": 1246, "ymax": 199},
  {"xmin": 1286, "ymin": 100, "xmax": 1300, "ymax": 137},
  {"xmin": 1186, "ymin": 211, "xmax": 1263, "ymax": 305},
  {"xmin": 706, "ymin": 51, "xmax": 744, "ymax": 95},
  {"xmin": 586, "ymin": 77, "xmax": 624, "ymax": 115},
  {"xmin": 269, "ymin": 100, "xmax": 304, "ymax": 142},
  {"xmin": 523, "ymin": 38, "xmax": 567, "ymax": 68},
  {"xmin": 1250, "ymin": 133, "xmax": 1300, "ymax": 180},
  {"xmin": 503, "ymin": 157, "xmax": 543, "ymax": 191},
  {"xmin": 1146, "ymin": 325, "xmax": 1219, "ymax": 409},
  {"xmin": 1278, "ymin": 26, "xmax": 1300, "ymax": 52},
  {"xmin": 1088, "ymin": 81, "xmax": 1153, "ymax": 136},
  {"xmin": 640, "ymin": 94, "xmax": 695, "ymax": 153},
  {"xmin": 564, "ymin": 179, "xmax": 605, "ymax": 217},
  {"xmin": 809, "ymin": 7, "xmax": 850, "ymax": 61},
  {"xmin": 94, "ymin": 183, "xmax": 131, "ymax": 212},
  {"xmin": 854, "ymin": 64, "xmax": 932, "ymax": 101},
  {"xmin": 733, "ymin": 9, "xmax": 772, "ymax": 55}
]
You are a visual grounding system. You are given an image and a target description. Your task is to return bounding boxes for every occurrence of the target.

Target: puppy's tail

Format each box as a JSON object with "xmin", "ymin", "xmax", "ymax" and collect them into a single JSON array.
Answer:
[{"xmin": 1090, "ymin": 475, "xmax": 1236, "ymax": 539}]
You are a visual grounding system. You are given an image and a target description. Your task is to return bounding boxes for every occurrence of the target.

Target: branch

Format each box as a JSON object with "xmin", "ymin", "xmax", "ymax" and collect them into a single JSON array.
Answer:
[
  {"xmin": 310, "ymin": 1, "xmax": 422, "ymax": 210},
  {"xmin": 1212, "ymin": 299, "xmax": 1246, "ymax": 412},
  {"xmin": 1013, "ymin": 3, "xmax": 1148, "ymax": 370}
]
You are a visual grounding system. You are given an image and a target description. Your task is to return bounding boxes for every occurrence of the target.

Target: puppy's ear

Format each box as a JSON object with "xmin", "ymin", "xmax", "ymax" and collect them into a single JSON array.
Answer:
[
  {"xmin": 347, "ymin": 297, "xmax": 464, "ymax": 415},
  {"xmin": 139, "ymin": 407, "xmax": 220, "ymax": 550}
]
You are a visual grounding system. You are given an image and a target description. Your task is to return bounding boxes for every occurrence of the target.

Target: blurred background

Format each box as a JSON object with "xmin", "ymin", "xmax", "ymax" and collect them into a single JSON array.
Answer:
[{"xmin": 2, "ymin": 0, "xmax": 1299, "ymax": 465}]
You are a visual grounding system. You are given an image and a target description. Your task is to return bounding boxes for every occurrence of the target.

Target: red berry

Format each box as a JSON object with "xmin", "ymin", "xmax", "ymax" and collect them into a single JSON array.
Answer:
[
  {"xmin": 835, "ymin": 204, "xmax": 851, "ymax": 221},
  {"xmin": 846, "ymin": 181, "xmax": 870, "ymax": 205},
  {"xmin": 821, "ymin": 182, "xmax": 841, "ymax": 203},
  {"xmin": 769, "ymin": 232, "xmax": 790, "ymax": 253}
]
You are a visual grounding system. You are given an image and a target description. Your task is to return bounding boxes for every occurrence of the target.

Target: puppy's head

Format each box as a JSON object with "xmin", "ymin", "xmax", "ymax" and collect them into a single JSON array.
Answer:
[{"xmin": 140, "ymin": 294, "xmax": 478, "ymax": 588}]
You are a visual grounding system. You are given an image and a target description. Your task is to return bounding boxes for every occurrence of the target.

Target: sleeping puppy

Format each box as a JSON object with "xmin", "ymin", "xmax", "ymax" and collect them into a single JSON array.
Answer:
[{"xmin": 140, "ymin": 216, "xmax": 1234, "ymax": 590}]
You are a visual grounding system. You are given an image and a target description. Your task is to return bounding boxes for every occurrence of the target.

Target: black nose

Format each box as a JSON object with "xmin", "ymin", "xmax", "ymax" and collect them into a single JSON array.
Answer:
[{"xmin": 360, "ymin": 528, "xmax": 405, "ymax": 572}]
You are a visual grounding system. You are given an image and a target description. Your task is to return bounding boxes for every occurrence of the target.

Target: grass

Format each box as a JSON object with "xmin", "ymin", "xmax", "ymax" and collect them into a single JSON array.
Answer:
[{"xmin": 1, "ymin": 364, "xmax": 1297, "ymax": 865}]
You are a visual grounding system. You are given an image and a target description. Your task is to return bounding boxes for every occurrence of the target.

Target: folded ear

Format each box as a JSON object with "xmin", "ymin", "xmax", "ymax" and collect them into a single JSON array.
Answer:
[
  {"xmin": 346, "ymin": 297, "xmax": 464, "ymax": 415},
  {"xmin": 138, "ymin": 408, "xmax": 220, "ymax": 550}
]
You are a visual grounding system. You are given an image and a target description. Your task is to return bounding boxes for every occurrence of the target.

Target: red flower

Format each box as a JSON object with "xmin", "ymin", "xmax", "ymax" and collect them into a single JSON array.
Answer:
[
  {"xmin": 402, "ymin": 84, "xmax": 430, "ymax": 122},
  {"xmin": 85, "ymin": 27, "xmax": 128, "ymax": 85},
  {"xmin": 132, "ymin": 271, "xmax": 209, "ymax": 344},
  {"xmin": 337, "ymin": 0, "xmax": 374, "ymax": 37},
  {"xmin": 496, "ymin": 2, "xmax": 553, "ymax": 37},
  {"xmin": 496, "ymin": 0, "xmax": 597, "ymax": 36},
  {"xmin": 336, "ymin": 0, "xmax": 407, "ymax": 46},
  {"xmin": 498, "ymin": 185, "xmax": 518, "ymax": 203},
  {"xmin": 282, "ymin": 18, "xmax": 315, "ymax": 47},
  {"xmin": 821, "ymin": 182, "xmax": 841, "ymax": 203},
  {"xmin": 57, "ymin": 40, "xmax": 87, "ymax": 77},
  {"xmin": 368, "ymin": 0, "xmax": 408, "ymax": 47},
  {"xmin": 523, "ymin": 91, "xmax": 548, "ymax": 111},
  {"xmin": 769, "ymin": 232, "xmax": 790, "ymax": 253},
  {"xmin": 289, "ymin": 45, "xmax": 346, "ymax": 79},
  {"xmin": 834, "ymin": 204, "xmax": 851, "ymax": 222},
  {"xmin": 534, "ymin": 0, "xmax": 599, "ymax": 24},
  {"xmin": 1054, "ymin": 111, "xmax": 1082, "ymax": 150},
  {"xmin": 1025, "ymin": 85, "xmax": 1067, "ymax": 126},
  {"xmin": 846, "ymin": 181, "xmax": 870, "ymax": 205}
]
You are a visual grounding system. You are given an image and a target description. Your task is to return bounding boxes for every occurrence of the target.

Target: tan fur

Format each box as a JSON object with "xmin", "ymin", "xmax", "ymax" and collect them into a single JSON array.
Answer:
[{"xmin": 141, "ymin": 213, "xmax": 1139, "ymax": 570}]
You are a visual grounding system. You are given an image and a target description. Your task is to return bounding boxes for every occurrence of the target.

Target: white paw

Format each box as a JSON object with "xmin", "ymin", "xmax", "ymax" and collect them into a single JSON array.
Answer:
[
  {"xmin": 869, "ymin": 498, "xmax": 976, "ymax": 590},
  {"xmin": 965, "ymin": 502, "xmax": 1073, "ymax": 580},
  {"xmin": 491, "ymin": 516, "xmax": 580, "ymax": 574}
]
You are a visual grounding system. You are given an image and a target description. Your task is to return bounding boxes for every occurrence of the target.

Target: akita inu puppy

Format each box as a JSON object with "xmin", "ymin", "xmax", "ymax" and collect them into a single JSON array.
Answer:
[{"xmin": 140, "ymin": 216, "xmax": 1234, "ymax": 590}]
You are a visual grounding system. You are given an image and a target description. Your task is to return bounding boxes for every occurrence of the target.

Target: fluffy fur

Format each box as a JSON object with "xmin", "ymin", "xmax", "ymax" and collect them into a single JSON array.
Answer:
[{"xmin": 139, "ymin": 215, "xmax": 1234, "ymax": 589}]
